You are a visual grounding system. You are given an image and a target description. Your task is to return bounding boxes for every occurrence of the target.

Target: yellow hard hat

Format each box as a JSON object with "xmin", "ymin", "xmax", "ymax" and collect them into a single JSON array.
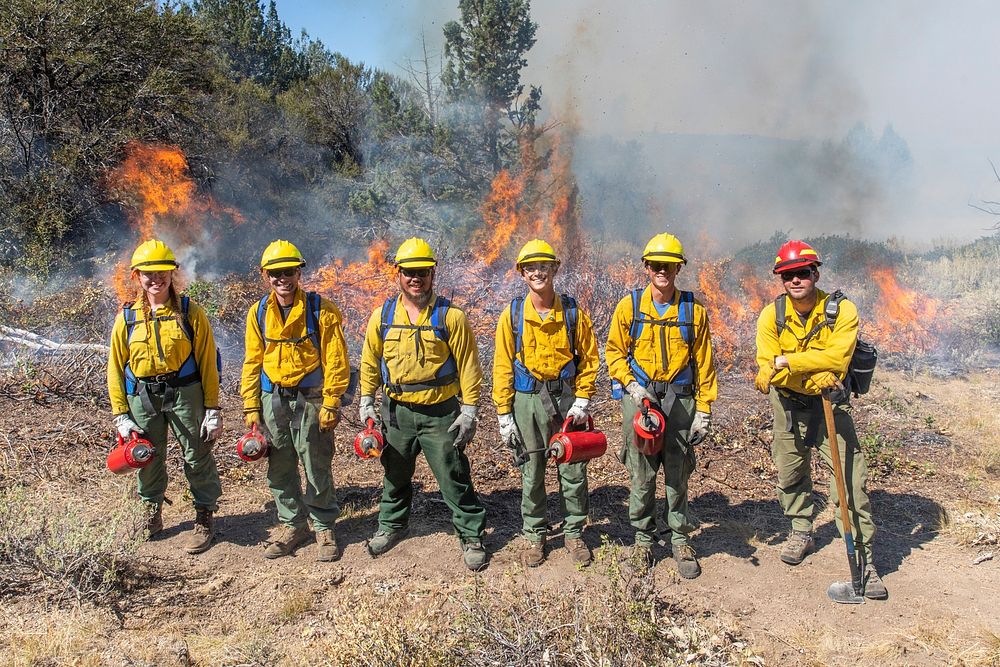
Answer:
[
  {"xmin": 516, "ymin": 239, "xmax": 559, "ymax": 268},
  {"xmin": 260, "ymin": 240, "xmax": 305, "ymax": 270},
  {"xmin": 130, "ymin": 239, "xmax": 178, "ymax": 271},
  {"xmin": 642, "ymin": 233, "xmax": 687, "ymax": 264},
  {"xmin": 394, "ymin": 237, "xmax": 437, "ymax": 268}
]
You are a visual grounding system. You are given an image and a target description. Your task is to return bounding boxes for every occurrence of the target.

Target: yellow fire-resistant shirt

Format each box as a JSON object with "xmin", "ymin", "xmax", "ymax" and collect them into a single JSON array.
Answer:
[
  {"xmin": 360, "ymin": 293, "xmax": 482, "ymax": 406},
  {"xmin": 755, "ymin": 289, "xmax": 858, "ymax": 396},
  {"xmin": 492, "ymin": 295, "xmax": 600, "ymax": 415},
  {"xmin": 605, "ymin": 286, "xmax": 718, "ymax": 414},
  {"xmin": 240, "ymin": 288, "xmax": 350, "ymax": 412},
  {"xmin": 107, "ymin": 299, "xmax": 220, "ymax": 415}
]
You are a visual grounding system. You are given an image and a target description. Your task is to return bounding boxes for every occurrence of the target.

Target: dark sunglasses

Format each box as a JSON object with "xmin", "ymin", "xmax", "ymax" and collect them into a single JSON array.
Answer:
[
  {"xmin": 400, "ymin": 268, "xmax": 431, "ymax": 278},
  {"xmin": 646, "ymin": 261, "xmax": 676, "ymax": 273},
  {"xmin": 267, "ymin": 268, "xmax": 297, "ymax": 278},
  {"xmin": 780, "ymin": 268, "xmax": 814, "ymax": 282}
]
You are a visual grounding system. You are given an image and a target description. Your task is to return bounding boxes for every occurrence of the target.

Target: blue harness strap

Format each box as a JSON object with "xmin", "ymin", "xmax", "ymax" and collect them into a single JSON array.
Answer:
[
  {"xmin": 378, "ymin": 295, "xmax": 459, "ymax": 394},
  {"xmin": 122, "ymin": 295, "xmax": 203, "ymax": 395},
  {"xmin": 256, "ymin": 291, "xmax": 324, "ymax": 392},
  {"xmin": 510, "ymin": 294, "xmax": 579, "ymax": 393},
  {"xmin": 612, "ymin": 288, "xmax": 697, "ymax": 400}
]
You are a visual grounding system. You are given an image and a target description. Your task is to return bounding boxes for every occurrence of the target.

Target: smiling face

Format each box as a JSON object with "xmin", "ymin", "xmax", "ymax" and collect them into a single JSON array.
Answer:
[
  {"xmin": 780, "ymin": 266, "xmax": 819, "ymax": 304},
  {"xmin": 644, "ymin": 260, "xmax": 681, "ymax": 296},
  {"xmin": 138, "ymin": 270, "xmax": 173, "ymax": 304},
  {"xmin": 397, "ymin": 266, "xmax": 434, "ymax": 306},
  {"xmin": 266, "ymin": 267, "xmax": 301, "ymax": 302},
  {"xmin": 519, "ymin": 261, "xmax": 558, "ymax": 294}
]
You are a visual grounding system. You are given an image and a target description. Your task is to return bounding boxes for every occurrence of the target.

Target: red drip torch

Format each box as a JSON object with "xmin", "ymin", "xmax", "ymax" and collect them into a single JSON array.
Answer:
[
  {"xmin": 236, "ymin": 423, "xmax": 269, "ymax": 462},
  {"xmin": 547, "ymin": 416, "xmax": 608, "ymax": 464},
  {"xmin": 353, "ymin": 418, "xmax": 385, "ymax": 459},
  {"xmin": 107, "ymin": 432, "xmax": 156, "ymax": 474},
  {"xmin": 632, "ymin": 398, "xmax": 666, "ymax": 456}
]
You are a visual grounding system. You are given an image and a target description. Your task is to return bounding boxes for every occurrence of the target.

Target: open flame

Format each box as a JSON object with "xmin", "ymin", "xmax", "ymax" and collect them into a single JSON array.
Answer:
[
  {"xmin": 307, "ymin": 239, "xmax": 396, "ymax": 339},
  {"xmin": 864, "ymin": 266, "xmax": 941, "ymax": 353},
  {"xmin": 697, "ymin": 260, "xmax": 775, "ymax": 370},
  {"xmin": 107, "ymin": 142, "xmax": 244, "ymax": 301}
]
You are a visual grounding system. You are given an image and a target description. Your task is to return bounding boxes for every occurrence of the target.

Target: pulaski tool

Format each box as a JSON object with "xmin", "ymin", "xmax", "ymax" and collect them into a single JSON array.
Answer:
[{"xmin": 823, "ymin": 390, "xmax": 866, "ymax": 604}]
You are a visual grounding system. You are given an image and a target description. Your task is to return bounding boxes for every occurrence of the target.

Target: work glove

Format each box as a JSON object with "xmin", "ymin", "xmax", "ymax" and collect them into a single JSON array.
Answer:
[
  {"xmin": 808, "ymin": 371, "xmax": 843, "ymax": 392},
  {"xmin": 113, "ymin": 414, "xmax": 143, "ymax": 439},
  {"xmin": 448, "ymin": 404, "xmax": 478, "ymax": 450},
  {"xmin": 626, "ymin": 381, "xmax": 656, "ymax": 405},
  {"xmin": 689, "ymin": 411, "xmax": 711, "ymax": 446},
  {"xmin": 245, "ymin": 411, "xmax": 261, "ymax": 428},
  {"xmin": 199, "ymin": 408, "xmax": 223, "ymax": 442},
  {"xmin": 319, "ymin": 406, "xmax": 340, "ymax": 432},
  {"xmin": 498, "ymin": 412, "xmax": 523, "ymax": 448},
  {"xmin": 754, "ymin": 362, "xmax": 777, "ymax": 395},
  {"xmin": 359, "ymin": 395, "xmax": 379, "ymax": 426},
  {"xmin": 566, "ymin": 397, "xmax": 591, "ymax": 426}
]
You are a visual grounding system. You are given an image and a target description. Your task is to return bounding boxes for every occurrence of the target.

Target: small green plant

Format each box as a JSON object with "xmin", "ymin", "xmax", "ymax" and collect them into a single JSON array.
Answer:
[{"xmin": 860, "ymin": 433, "xmax": 901, "ymax": 480}]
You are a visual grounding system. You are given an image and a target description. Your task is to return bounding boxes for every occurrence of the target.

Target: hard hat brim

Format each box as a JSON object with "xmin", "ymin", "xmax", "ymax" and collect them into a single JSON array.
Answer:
[
  {"xmin": 516, "ymin": 252, "xmax": 560, "ymax": 266},
  {"xmin": 396, "ymin": 259, "xmax": 437, "ymax": 268},
  {"xmin": 773, "ymin": 259, "xmax": 821, "ymax": 274},
  {"xmin": 262, "ymin": 258, "xmax": 306, "ymax": 270},
  {"xmin": 642, "ymin": 251, "xmax": 686, "ymax": 264},
  {"xmin": 131, "ymin": 260, "xmax": 178, "ymax": 271}
]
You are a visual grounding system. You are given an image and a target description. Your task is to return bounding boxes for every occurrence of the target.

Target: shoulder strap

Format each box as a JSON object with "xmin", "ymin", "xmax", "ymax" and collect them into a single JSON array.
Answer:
[
  {"xmin": 179, "ymin": 295, "xmax": 194, "ymax": 341},
  {"xmin": 379, "ymin": 296, "xmax": 398, "ymax": 340},
  {"xmin": 628, "ymin": 288, "xmax": 644, "ymax": 340},
  {"xmin": 774, "ymin": 294, "xmax": 787, "ymax": 335},
  {"xmin": 431, "ymin": 296, "xmax": 451, "ymax": 342},
  {"xmin": 255, "ymin": 295, "xmax": 270, "ymax": 341},
  {"xmin": 511, "ymin": 296, "xmax": 526, "ymax": 356},
  {"xmin": 824, "ymin": 289, "xmax": 845, "ymax": 328},
  {"xmin": 305, "ymin": 291, "xmax": 322, "ymax": 349},
  {"xmin": 561, "ymin": 294, "xmax": 578, "ymax": 358},
  {"xmin": 677, "ymin": 290, "xmax": 694, "ymax": 345}
]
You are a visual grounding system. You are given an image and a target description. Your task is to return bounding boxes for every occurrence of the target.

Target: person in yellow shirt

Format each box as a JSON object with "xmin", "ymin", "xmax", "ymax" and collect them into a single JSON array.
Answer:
[
  {"xmin": 358, "ymin": 238, "xmax": 488, "ymax": 571},
  {"xmin": 492, "ymin": 240, "xmax": 600, "ymax": 567},
  {"xmin": 605, "ymin": 233, "xmax": 717, "ymax": 578},
  {"xmin": 754, "ymin": 240, "xmax": 886, "ymax": 599},
  {"xmin": 241, "ymin": 240, "xmax": 350, "ymax": 562},
  {"xmin": 107, "ymin": 240, "xmax": 223, "ymax": 554}
]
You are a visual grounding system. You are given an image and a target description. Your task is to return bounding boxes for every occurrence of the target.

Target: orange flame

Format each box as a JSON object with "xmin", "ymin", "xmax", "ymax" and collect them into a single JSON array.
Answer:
[
  {"xmin": 864, "ymin": 267, "xmax": 940, "ymax": 353},
  {"xmin": 107, "ymin": 142, "xmax": 244, "ymax": 301},
  {"xmin": 307, "ymin": 239, "xmax": 395, "ymax": 339},
  {"xmin": 476, "ymin": 169, "xmax": 528, "ymax": 265},
  {"xmin": 697, "ymin": 260, "xmax": 775, "ymax": 370}
]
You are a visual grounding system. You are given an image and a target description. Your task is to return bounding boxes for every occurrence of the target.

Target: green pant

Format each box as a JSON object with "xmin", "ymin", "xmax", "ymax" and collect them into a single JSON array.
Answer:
[
  {"xmin": 619, "ymin": 394, "xmax": 697, "ymax": 546},
  {"xmin": 378, "ymin": 397, "xmax": 486, "ymax": 541},
  {"xmin": 128, "ymin": 382, "xmax": 221, "ymax": 511},
  {"xmin": 769, "ymin": 390, "xmax": 876, "ymax": 558},
  {"xmin": 514, "ymin": 390, "xmax": 589, "ymax": 541},
  {"xmin": 263, "ymin": 389, "xmax": 338, "ymax": 531}
]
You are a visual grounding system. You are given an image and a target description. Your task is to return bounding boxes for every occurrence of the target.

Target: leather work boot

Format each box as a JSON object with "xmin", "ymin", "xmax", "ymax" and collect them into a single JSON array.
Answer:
[
  {"xmin": 145, "ymin": 503, "xmax": 163, "ymax": 538},
  {"xmin": 863, "ymin": 563, "xmax": 888, "ymax": 600},
  {"xmin": 673, "ymin": 544, "xmax": 701, "ymax": 579},
  {"xmin": 780, "ymin": 530, "xmax": 815, "ymax": 565},
  {"xmin": 523, "ymin": 538, "xmax": 546, "ymax": 568},
  {"xmin": 565, "ymin": 538, "xmax": 593, "ymax": 566},
  {"xmin": 632, "ymin": 543, "xmax": 654, "ymax": 568},
  {"xmin": 367, "ymin": 527, "xmax": 409, "ymax": 557},
  {"xmin": 184, "ymin": 508, "xmax": 215, "ymax": 554},
  {"xmin": 462, "ymin": 540, "xmax": 488, "ymax": 571},
  {"xmin": 264, "ymin": 524, "xmax": 310, "ymax": 559},
  {"xmin": 315, "ymin": 529, "xmax": 340, "ymax": 562}
]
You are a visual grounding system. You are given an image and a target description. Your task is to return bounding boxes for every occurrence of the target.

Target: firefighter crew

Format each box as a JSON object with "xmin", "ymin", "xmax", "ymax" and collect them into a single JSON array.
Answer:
[
  {"xmin": 107, "ymin": 240, "xmax": 223, "ymax": 554},
  {"xmin": 241, "ymin": 240, "xmax": 350, "ymax": 562},
  {"xmin": 605, "ymin": 233, "xmax": 717, "ymax": 578},
  {"xmin": 754, "ymin": 240, "xmax": 887, "ymax": 599},
  {"xmin": 359, "ymin": 237, "xmax": 488, "ymax": 571},
  {"xmin": 493, "ymin": 240, "xmax": 600, "ymax": 567}
]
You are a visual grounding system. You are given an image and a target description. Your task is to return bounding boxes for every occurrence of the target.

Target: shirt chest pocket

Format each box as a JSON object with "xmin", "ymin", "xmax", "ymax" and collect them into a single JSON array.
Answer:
[
  {"xmin": 416, "ymin": 328, "xmax": 450, "ymax": 370},
  {"xmin": 631, "ymin": 321, "xmax": 661, "ymax": 367}
]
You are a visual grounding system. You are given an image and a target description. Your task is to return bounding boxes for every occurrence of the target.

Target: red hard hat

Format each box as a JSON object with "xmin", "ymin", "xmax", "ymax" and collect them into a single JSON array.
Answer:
[{"xmin": 773, "ymin": 240, "xmax": 822, "ymax": 274}]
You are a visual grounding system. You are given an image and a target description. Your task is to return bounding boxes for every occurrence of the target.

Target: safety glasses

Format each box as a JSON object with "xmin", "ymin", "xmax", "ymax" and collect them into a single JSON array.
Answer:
[
  {"xmin": 645, "ymin": 261, "xmax": 676, "ymax": 273},
  {"xmin": 400, "ymin": 268, "xmax": 431, "ymax": 278},
  {"xmin": 520, "ymin": 263, "xmax": 552, "ymax": 275},
  {"xmin": 267, "ymin": 268, "xmax": 297, "ymax": 279},
  {"xmin": 780, "ymin": 268, "xmax": 814, "ymax": 282}
]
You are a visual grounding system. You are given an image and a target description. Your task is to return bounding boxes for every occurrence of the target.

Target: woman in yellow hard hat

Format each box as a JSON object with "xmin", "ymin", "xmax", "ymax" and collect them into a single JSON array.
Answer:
[
  {"xmin": 240, "ymin": 240, "xmax": 351, "ymax": 562},
  {"xmin": 106, "ymin": 239, "xmax": 223, "ymax": 555},
  {"xmin": 492, "ymin": 239, "xmax": 601, "ymax": 567}
]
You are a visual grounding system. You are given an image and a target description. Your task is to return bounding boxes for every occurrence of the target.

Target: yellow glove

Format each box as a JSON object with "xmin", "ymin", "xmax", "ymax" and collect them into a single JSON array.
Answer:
[
  {"xmin": 244, "ymin": 411, "xmax": 261, "ymax": 428},
  {"xmin": 319, "ymin": 407, "xmax": 340, "ymax": 432},
  {"xmin": 809, "ymin": 371, "xmax": 842, "ymax": 391},
  {"xmin": 754, "ymin": 362, "xmax": 777, "ymax": 394}
]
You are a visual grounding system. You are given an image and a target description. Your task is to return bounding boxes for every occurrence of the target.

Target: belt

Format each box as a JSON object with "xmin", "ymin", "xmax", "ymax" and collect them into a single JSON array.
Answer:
[{"xmin": 268, "ymin": 385, "xmax": 323, "ymax": 432}]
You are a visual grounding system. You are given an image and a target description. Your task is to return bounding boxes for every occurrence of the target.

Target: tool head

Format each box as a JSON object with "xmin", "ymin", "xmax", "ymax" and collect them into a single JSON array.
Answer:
[{"xmin": 827, "ymin": 581, "xmax": 865, "ymax": 604}]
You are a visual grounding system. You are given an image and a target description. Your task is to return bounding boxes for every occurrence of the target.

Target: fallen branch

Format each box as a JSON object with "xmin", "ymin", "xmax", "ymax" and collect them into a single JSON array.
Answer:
[{"xmin": 0, "ymin": 325, "xmax": 109, "ymax": 353}]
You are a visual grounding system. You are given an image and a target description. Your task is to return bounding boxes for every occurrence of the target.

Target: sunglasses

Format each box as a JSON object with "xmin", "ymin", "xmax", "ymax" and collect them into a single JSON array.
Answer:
[
  {"xmin": 267, "ymin": 268, "xmax": 297, "ymax": 278},
  {"xmin": 400, "ymin": 268, "xmax": 431, "ymax": 278},
  {"xmin": 646, "ymin": 261, "xmax": 676, "ymax": 273},
  {"xmin": 521, "ymin": 263, "xmax": 552, "ymax": 275},
  {"xmin": 780, "ymin": 268, "xmax": 814, "ymax": 282}
]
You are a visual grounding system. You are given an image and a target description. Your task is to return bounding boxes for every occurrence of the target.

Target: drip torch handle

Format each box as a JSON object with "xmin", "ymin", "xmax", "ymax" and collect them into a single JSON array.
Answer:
[
  {"xmin": 366, "ymin": 417, "xmax": 376, "ymax": 430},
  {"xmin": 641, "ymin": 398, "xmax": 650, "ymax": 417}
]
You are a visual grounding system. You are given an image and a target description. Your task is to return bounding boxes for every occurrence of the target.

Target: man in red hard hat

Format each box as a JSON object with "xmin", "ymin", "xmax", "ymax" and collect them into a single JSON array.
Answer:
[{"xmin": 754, "ymin": 240, "xmax": 887, "ymax": 600}]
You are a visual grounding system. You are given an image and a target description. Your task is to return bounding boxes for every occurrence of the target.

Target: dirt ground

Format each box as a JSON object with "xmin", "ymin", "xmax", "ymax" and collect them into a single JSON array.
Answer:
[{"xmin": 3, "ymin": 368, "xmax": 1000, "ymax": 665}]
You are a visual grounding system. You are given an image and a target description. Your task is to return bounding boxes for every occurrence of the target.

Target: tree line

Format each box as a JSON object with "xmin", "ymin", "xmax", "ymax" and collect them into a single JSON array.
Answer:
[{"xmin": 0, "ymin": 0, "xmax": 543, "ymax": 277}]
